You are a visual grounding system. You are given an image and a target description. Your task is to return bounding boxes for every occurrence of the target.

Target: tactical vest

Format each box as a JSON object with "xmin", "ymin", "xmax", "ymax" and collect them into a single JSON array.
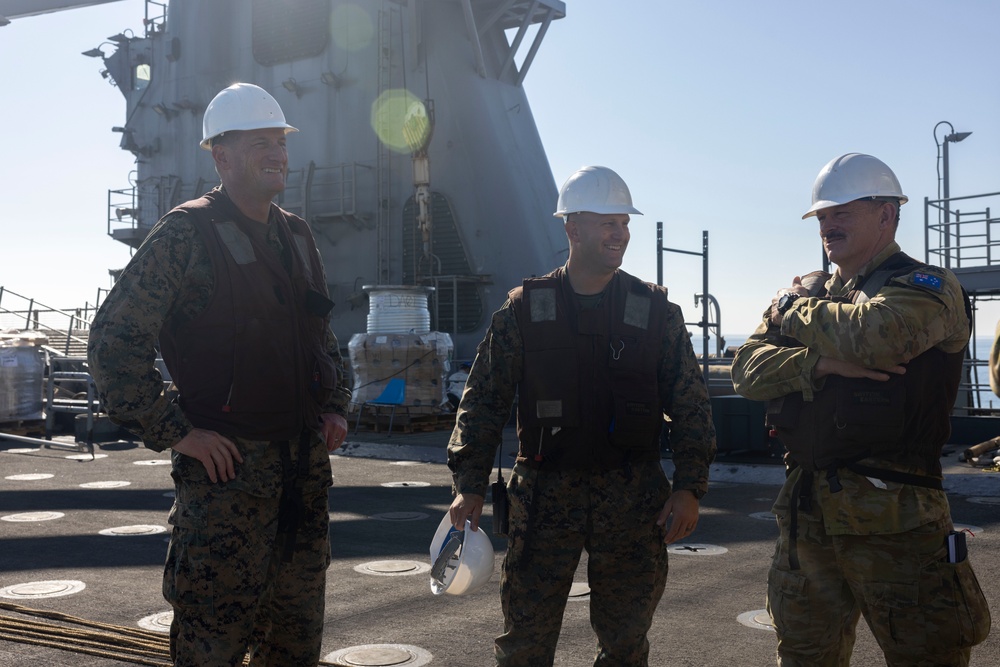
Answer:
[
  {"xmin": 511, "ymin": 268, "xmax": 668, "ymax": 470},
  {"xmin": 158, "ymin": 188, "xmax": 337, "ymax": 440},
  {"xmin": 767, "ymin": 253, "xmax": 967, "ymax": 476}
]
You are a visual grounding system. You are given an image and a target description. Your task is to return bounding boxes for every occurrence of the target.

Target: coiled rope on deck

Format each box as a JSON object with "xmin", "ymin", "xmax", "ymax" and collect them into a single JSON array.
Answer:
[{"xmin": 0, "ymin": 601, "xmax": 348, "ymax": 666}]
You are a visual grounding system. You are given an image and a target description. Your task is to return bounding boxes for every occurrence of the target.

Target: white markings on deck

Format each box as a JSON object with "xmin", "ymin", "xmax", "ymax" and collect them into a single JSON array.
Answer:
[
  {"xmin": 1, "ymin": 511, "xmax": 64, "ymax": 522},
  {"xmin": 98, "ymin": 524, "xmax": 167, "ymax": 536},
  {"xmin": 0, "ymin": 580, "xmax": 86, "ymax": 599},
  {"xmin": 667, "ymin": 543, "xmax": 729, "ymax": 556},
  {"xmin": 353, "ymin": 560, "xmax": 431, "ymax": 577},
  {"xmin": 137, "ymin": 611, "xmax": 173, "ymax": 633},
  {"xmin": 737, "ymin": 609, "xmax": 775, "ymax": 632},
  {"xmin": 323, "ymin": 643, "xmax": 433, "ymax": 666},
  {"xmin": 381, "ymin": 481, "xmax": 431, "ymax": 488},
  {"xmin": 80, "ymin": 480, "xmax": 132, "ymax": 488},
  {"xmin": 4, "ymin": 473, "xmax": 53, "ymax": 481}
]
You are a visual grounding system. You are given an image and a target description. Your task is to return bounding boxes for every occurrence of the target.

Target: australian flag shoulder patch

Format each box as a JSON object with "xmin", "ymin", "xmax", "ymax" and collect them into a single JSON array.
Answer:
[{"xmin": 910, "ymin": 271, "xmax": 943, "ymax": 291}]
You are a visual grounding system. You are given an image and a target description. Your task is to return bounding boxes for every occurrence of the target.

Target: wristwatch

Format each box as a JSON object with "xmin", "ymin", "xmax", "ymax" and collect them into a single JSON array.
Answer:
[{"xmin": 776, "ymin": 293, "xmax": 800, "ymax": 315}]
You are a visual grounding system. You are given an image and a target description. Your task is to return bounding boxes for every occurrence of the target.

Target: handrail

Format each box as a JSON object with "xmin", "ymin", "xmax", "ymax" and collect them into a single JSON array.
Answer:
[{"xmin": 0, "ymin": 286, "xmax": 101, "ymax": 355}]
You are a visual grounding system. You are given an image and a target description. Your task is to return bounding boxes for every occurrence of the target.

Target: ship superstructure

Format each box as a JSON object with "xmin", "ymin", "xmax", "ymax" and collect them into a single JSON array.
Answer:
[{"xmin": 4, "ymin": 0, "xmax": 569, "ymax": 359}]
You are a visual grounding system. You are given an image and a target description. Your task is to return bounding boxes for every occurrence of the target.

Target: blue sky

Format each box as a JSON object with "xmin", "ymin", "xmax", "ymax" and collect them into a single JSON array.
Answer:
[{"xmin": 3, "ymin": 0, "xmax": 999, "ymax": 339}]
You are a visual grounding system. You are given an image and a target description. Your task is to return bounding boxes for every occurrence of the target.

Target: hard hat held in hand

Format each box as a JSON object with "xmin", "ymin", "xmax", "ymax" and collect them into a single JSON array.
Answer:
[
  {"xmin": 200, "ymin": 82, "xmax": 298, "ymax": 149},
  {"xmin": 802, "ymin": 153, "xmax": 907, "ymax": 219},
  {"xmin": 429, "ymin": 513, "xmax": 495, "ymax": 596},
  {"xmin": 554, "ymin": 165, "xmax": 642, "ymax": 218}
]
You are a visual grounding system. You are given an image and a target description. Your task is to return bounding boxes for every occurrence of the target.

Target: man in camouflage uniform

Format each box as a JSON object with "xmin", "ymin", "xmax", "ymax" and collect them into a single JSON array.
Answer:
[
  {"xmin": 447, "ymin": 165, "xmax": 716, "ymax": 666},
  {"xmin": 732, "ymin": 153, "xmax": 991, "ymax": 666},
  {"xmin": 88, "ymin": 83, "xmax": 351, "ymax": 667}
]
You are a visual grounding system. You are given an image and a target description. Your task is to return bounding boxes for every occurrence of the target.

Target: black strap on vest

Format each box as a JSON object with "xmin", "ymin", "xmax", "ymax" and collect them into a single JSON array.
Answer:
[
  {"xmin": 786, "ymin": 463, "xmax": 942, "ymax": 571},
  {"xmin": 276, "ymin": 430, "xmax": 313, "ymax": 562},
  {"xmin": 787, "ymin": 472, "xmax": 812, "ymax": 571},
  {"xmin": 844, "ymin": 463, "xmax": 943, "ymax": 490}
]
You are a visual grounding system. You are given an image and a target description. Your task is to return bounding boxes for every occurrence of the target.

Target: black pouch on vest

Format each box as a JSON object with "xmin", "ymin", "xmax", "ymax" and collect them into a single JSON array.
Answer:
[
  {"xmin": 832, "ymin": 373, "xmax": 905, "ymax": 449},
  {"xmin": 491, "ymin": 447, "xmax": 509, "ymax": 537},
  {"xmin": 305, "ymin": 289, "xmax": 335, "ymax": 317}
]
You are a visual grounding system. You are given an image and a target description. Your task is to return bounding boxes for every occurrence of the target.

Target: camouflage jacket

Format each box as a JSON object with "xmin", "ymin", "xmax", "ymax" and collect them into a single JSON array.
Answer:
[
  {"xmin": 88, "ymin": 190, "xmax": 351, "ymax": 453},
  {"xmin": 448, "ymin": 271, "xmax": 716, "ymax": 498},
  {"xmin": 732, "ymin": 242, "xmax": 968, "ymax": 534}
]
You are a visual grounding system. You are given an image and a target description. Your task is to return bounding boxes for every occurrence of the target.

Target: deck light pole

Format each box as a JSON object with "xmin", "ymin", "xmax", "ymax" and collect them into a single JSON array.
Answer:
[{"xmin": 934, "ymin": 121, "xmax": 972, "ymax": 266}]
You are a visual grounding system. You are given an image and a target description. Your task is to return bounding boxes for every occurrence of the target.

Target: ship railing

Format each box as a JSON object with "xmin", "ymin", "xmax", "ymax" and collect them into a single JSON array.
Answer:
[
  {"xmin": 925, "ymin": 191, "xmax": 1000, "ymax": 269},
  {"xmin": 0, "ymin": 286, "xmax": 103, "ymax": 357},
  {"xmin": 283, "ymin": 161, "xmax": 369, "ymax": 228}
]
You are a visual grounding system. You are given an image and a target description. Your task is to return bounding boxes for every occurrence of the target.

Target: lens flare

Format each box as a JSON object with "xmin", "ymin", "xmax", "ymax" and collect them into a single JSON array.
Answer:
[
  {"xmin": 331, "ymin": 3, "xmax": 373, "ymax": 52},
  {"xmin": 371, "ymin": 89, "xmax": 431, "ymax": 154}
]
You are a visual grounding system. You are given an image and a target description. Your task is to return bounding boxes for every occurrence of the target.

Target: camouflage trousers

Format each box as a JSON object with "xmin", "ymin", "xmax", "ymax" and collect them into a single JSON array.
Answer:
[
  {"xmin": 768, "ymin": 479, "xmax": 990, "ymax": 666},
  {"xmin": 496, "ymin": 460, "xmax": 670, "ymax": 667},
  {"xmin": 163, "ymin": 475, "xmax": 332, "ymax": 667}
]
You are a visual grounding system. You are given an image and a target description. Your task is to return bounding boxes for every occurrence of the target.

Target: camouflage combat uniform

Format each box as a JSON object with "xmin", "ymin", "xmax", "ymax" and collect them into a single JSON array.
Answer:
[
  {"xmin": 732, "ymin": 242, "xmax": 991, "ymax": 666},
  {"xmin": 448, "ymin": 267, "xmax": 716, "ymax": 667},
  {"xmin": 88, "ymin": 187, "xmax": 351, "ymax": 667}
]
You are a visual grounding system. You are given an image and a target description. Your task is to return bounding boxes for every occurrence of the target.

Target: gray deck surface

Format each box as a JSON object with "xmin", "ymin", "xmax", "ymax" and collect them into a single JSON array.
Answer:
[{"xmin": 1, "ymin": 425, "xmax": 998, "ymax": 666}]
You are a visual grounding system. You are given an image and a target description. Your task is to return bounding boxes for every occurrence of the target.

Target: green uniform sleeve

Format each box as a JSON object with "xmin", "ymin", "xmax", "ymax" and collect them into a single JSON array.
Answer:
[
  {"xmin": 87, "ymin": 214, "xmax": 198, "ymax": 452},
  {"xmin": 781, "ymin": 269, "xmax": 969, "ymax": 366},
  {"xmin": 323, "ymin": 326, "xmax": 352, "ymax": 418},
  {"xmin": 731, "ymin": 316, "xmax": 823, "ymax": 402},
  {"xmin": 732, "ymin": 261, "xmax": 968, "ymax": 403},
  {"xmin": 659, "ymin": 302, "xmax": 717, "ymax": 498},
  {"xmin": 310, "ymin": 250, "xmax": 351, "ymax": 418},
  {"xmin": 447, "ymin": 301, "xmax": 520, "ymax": 497}
]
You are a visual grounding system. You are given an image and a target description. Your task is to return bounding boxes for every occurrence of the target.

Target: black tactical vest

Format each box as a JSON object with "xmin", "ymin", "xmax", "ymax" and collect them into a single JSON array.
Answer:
[
  {"xmin": 158, "ymin": 188, "xmax": 337, "ymax": 440},
  {"xmin": 767, "ymin": 253, "xmax": 967, "ymax": 476},
  {"xmin": 511, "ymin": 268, "xmax": 668, "ymax": 470}
]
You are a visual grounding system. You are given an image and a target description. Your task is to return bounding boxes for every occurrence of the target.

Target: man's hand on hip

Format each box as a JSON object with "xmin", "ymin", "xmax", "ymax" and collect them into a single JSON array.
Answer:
[{"xmin": 172, "ymin": 428, "xmax": 244, "ymax": 483}]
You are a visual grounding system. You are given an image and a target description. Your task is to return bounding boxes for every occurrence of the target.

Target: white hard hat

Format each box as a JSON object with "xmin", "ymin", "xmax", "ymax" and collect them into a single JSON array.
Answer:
[
  {"xmin": 429, "ymin": 513, "xmax": 495, "ymax": 596},
  {"xmin": 802, "ymin": 153, "xmax": 907, "ymax": 219},
  {"xmin": 554, "ymin": 165, "xmax": 642, "ymax": 217},
  {"xmin": 200, "ymin": 82, "xmax": 298, "ymax": 150}
]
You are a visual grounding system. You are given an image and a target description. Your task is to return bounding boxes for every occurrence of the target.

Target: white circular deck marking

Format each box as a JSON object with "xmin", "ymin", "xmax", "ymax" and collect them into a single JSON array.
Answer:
[
  {"xmin": 953, "ymin": 523, "xmax": 985, "ymax": 535},
  {"xmin": 5, "ymin": 473, "xmax": 54, "ymax": 481},
  {"xmin": 967, "ymin": 497, "xmax": 1000, "ymax": 506},
  {"xmin": 737, "ymin": 609, "xmax": 775, "ymax": 632},
  {"xmin": 353, "ymin": 560, "xmax": 430, "ymax": 577},
  {"xmin": 667, "ymin": 543, "xmax": 728, "ymax": 556},
  {"xmin": 99, "ymin": 524, "xmax": 167, "ymax": 536},
  {"xmin": 389, "ymin": 461, "xmax": 423, "ymax": 466},
  {"xmin": 4, "ymin": 448, "xmax": 39, "ymax": 454},
  {"xmin": 134, "ymin": 459, "xmax": 171, "ymax": 466},
  {"xmin": 568, "ymin": 582, "xmax": 590, "ymax": 599},
  {"xmin": 66, "ymin": 453, "xmax": 108, "ymax": 460},
  {"xmin": 137, "ymin": 611, "xmax": 173, "ymax": 633},
  {"xmin": 80, "ymin": 481, "xmax": 132, "ymax": 489},
  {"xmin": 380, "ymin": 481, "xmax": 431, "ymax": 488},
  {"xmin": 0, "ymin": 580, "xmax": 86, "ymax": 600},
  {"xmin": 2, "ymin": 512, "xmax": 65, "ymax": 522},
  {"xmin": 749, "ymin": 511, "xmax": 775, "ymax": 522},
  {"xmin": 370, "ymin": 511, "xmax": 428, "ymax": 522},
  {"xmin": 323, "ymin": 644, "xmax": 433, "ymax": 666}
]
